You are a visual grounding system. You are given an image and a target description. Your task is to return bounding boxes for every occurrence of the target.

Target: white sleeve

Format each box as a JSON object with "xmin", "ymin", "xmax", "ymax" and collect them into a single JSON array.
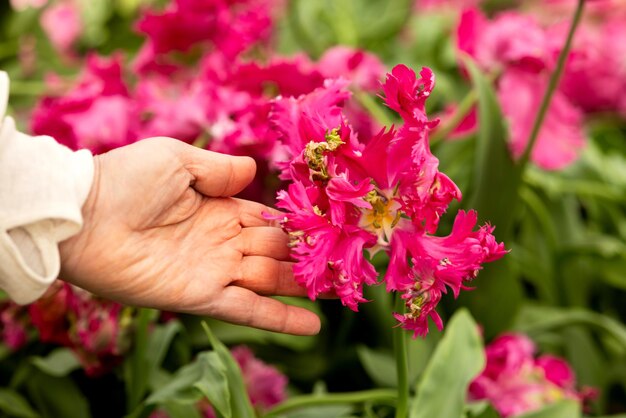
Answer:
[{"xmin": 0, "ymin": 71, "xmax": 94, "ymax": 304}]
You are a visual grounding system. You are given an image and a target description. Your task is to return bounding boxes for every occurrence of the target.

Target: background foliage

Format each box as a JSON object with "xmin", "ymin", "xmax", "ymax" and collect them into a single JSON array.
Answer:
[{"xmin": 1, "ymin": 0, "xmax": 626, "ymax": 417}]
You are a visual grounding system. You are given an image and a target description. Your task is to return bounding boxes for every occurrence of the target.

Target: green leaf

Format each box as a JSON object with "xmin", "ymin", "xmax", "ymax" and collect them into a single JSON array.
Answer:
[
  {"xmin": 356, "ymin": 346, "xmax": 397, "ymax": 388},
  {"xmin": 561, "ymin": 327, "xmax": 607, "ymax": 391},
  {"xmin": 282, "ymin": 405, "xmax": 355, "ymax": 418},
  {"xmin": 357, "ymin": 337, "xmax": 437, "ymax": 389},
  {"xmin": 512, "ymin": 306, "xmax": 626, "ymax": 352},
  {"xmin": 30, "ymin": 348, "xmax": 80, "ymax": 377},
  {"xmin": 517, "ymin": 400, "xmax": 581, "ymax": 418},
  {"xmin": 467, "ymin": 402, "xmax": 500, "ymax": 418},
  {"xmin": 125, "ymin": 308, "xmax": 159, "ymax": 410},
  {"xmin": 141, "ymin": 352, "xmax": 231, "ymax": 417},
  {"xmin": 161, "ymin": 402, "xmax": 203, "ymax": 418},
  {"xmin": 25, "ymin": 371, "xmax": 91, "ymax": 418},
  {"xmin": 202, "ymin": 323, "xmax": 256, "ymax": 418},
  {"xmin": 0, "ymin": 388, "xmax": 40, "ymax": 418},
  {"xmin": 456, "ymin": 256, "xmax": 522, "ymax": 339},
  {"xmin": 193, "ymin": 352, "xmax": 230, "ymax": 418},
  {"xmin": 464, "ymin": 56, "xmax": 521, "ymax": 238},
  {"xmin": 144, "ymin": 362, "xmax": 203, "ymax": 406},
  {"xmin": 146, "ymin": 320, "xmax": 183, "ymax": 383},
  {"xmin": 456, "ymin": 56, "xmax": 523, "ymax": 337},
  {"xmin": 410, "ymin": 309, "xmax": 485, "ymax": 418}
]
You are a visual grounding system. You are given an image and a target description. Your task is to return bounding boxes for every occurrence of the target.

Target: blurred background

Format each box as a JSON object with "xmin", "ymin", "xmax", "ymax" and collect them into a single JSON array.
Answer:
[{"xmin": 1, "ymin": 1, "xmax": 626, "ymax": 417}]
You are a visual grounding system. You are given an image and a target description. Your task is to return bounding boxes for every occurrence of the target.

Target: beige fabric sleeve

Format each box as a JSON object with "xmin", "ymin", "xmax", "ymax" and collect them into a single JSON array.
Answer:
[{"xmin": 0, "ymin": 71, "xmax": 94, "ymax": 304}]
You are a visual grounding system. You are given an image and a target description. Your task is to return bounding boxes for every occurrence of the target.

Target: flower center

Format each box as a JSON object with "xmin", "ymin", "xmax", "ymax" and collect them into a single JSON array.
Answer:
[
  {"xmin": 304, "ymin": 128, "xmax": 344, "ymax": 180},
  {"xmin": 360, "ymin": 189, "xmax": 402, "ymax": 246}
]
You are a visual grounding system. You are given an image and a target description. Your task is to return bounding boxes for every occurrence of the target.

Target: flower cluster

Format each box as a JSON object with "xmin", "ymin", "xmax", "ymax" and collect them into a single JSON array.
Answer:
[
  {"xmin": 454, "ymin": 3, "xmax": 626, "ymax": 170},
  {"xmin": 30, "ymin": 0, "xmax": 386, "ymax": 205},
  {"xmin": 456, "ymin": 8, "xmax": 585, "ymax": 170},
  {"xmin": 0, "ymin": 283, "xmax": 132, "ymax": 375},
  {"xmin": 469, "ymin": 333, "xmax": 596, "ymax": 417},
  {"xmin": 271, "ymin": 65, "xmax": 506, "ymax": 337}
]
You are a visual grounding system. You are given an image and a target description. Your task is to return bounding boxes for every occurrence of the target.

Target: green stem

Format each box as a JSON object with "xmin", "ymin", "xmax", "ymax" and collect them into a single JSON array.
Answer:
[
  {"xmin": 519, "ymin": 0, "xmax": 585, "ymax": 168},
  {"xmin": 430, "ymin": 89, "xmax": 477, "ymax": 146},
  {"xmin": 430, "ymin": 70, "xmax": 501, "ymax": 146},
  {"xmin": 262, "ymin": 389, "xmax": 397, "ymax": 417},
  {"xmin": 393, "ymin": 294, "xmax": 409, "ymax": 418},
  {"xmin": 354, "ymin": 90, "xmax": 393, "ymax": 127}
]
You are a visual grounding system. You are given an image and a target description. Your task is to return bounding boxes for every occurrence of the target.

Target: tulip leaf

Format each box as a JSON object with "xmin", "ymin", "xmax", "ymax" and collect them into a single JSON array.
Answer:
[
  {"xmin": 161, "ymin": 402, "xmax": 203, "ymax": 418},
  {"xmin": 146, "ymin": 320, "xmax": 184, "ymax": 384},
  {"xmin": 24, "ymin": 371, "xmax": 91, "ymax": 418},
  {"xmin": 30, "ymin": 348, "xmax": 80, "ymax": 377},
  {"xmin": 202, "ymin": 322, "xmax": 256, "ymax": 418},
  {"xmin": 463, "ymin": 55, "xmax": 521, "ymax": 238},
  {"xmin": 193, "ymin": 352, "xmax": 231, "ymax": 418},
  {"xmin": 144, "ymin": 362, "xmax": 203, "ymax": 406},
  {"xmin": 356, "ymin": 346, "xmax": 397, "ymax": 388},
  {"xmin": 125, "ymin": 308, "xmax": 159, "ymax": 410},
  {"xmin": 456, "ymin": 56, "xmax": 524, "ymax": 337},
  {"xmin": 0, "ymin": 388, "xmax": 40, "ymax": 418},
  {"xmin": 513, "ymin": 306, "xmax": 626, "ymax": 351},
  {"xmin": 410, "ymin": 309, "xmax": 484, "ymax": 418}
]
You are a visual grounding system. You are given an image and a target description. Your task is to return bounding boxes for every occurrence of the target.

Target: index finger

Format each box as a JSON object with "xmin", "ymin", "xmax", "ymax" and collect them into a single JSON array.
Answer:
[{"xmin": 211, "ymin": 286, "xmax": 321, "ymax": 335}]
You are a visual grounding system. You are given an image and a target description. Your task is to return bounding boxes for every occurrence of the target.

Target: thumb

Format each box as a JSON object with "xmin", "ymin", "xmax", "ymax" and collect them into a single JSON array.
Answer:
[{"xmin": 178, "ymin": 143, "xmax": 256, "ymax": 197}]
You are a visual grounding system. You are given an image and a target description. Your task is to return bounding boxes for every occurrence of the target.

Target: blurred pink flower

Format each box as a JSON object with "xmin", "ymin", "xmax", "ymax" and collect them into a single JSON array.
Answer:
[
  {"xmin": 67, "ymin": 288, "xmax": 128, "ymax": 376},
  {"xmin": 536, "ymin": 355, "xmax": 576, "ymax": 389},
  {"xmin": 458, "ymin": 8, "xmax": 550, "ymax": 73},
  {"xmin": 29, "ymin": 282, "xmax": 129, "ymax": 376},
  {"xmin": 469, "ymin": 333, "xmax": 593, "ymax": 417},
  {"xmin": 229, "ymin": 54, "xmax": 324, "ymax": 98},
  {"xmin": 0, "ymin": 302, "xmax": 29, "ymax": 350},
  {"xmin": 498, "ymin": 68, "xmax": 586, "ymax": 170},
  {"xmin": 435, "ymin": 104, "xmax": 478, "ymax": 140},
  {"xmin": 526, "ymin": 0, "xmax": 626, "ymax": 21},
  {"xmin": 29, "ymin": 282, "xmax": 73, "ymax": 346},
  {"xmin": 40, "ymin": 2, "xmax": 83, "ymax": 54},
  {"xmin": 318, "ymin": 46, "xmax": 385, "ymax": 92},
  {"xmin": 557, "ymin": 19, "xmax": 626, "ymax": 116},
  {"xmin": 198, "ymin": 52, "xmax": 326, "ymax": 161},
  {"xmin": 415, "ymin": 0, "xmax": 481, "ymax": 12},
  {"xmin": 135, "ymin": 74, "xmax": 209, "ymax": 143},
  {"xmin": 31, "ymin": 54, "xmax": 137, "ymax": 153},
  {"xmin": 134, "ymin": 0, "xmax": 275, "ymax": 74},
  {"xmin": 232, "ymin": 346, "xmax": 287, "ymax": 409},
  {"xmin": 456, "ymin": 8, "xmax": 587, "ymax": 170}
]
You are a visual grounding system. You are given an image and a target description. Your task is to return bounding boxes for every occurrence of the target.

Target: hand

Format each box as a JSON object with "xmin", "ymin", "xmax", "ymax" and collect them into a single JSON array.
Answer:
[{"xmin": 59, "ymin": 137, "xmax": 320, "ymax": 335}]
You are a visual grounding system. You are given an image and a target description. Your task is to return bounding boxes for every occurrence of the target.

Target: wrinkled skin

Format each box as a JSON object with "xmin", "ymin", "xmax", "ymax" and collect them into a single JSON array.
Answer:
[{"xmin": 60, "ymin": 137, "xmax": 320, "ymax": 335}]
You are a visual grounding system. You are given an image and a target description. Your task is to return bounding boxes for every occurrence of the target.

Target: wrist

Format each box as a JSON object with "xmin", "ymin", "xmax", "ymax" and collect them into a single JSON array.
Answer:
[{"xmin": 59, "ymin": 154, "xmax": 102, "ymax": 284}]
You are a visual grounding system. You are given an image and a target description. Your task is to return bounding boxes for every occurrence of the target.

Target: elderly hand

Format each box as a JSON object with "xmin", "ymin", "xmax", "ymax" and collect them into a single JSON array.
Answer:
[{"xmin": 59, "ymin": 137, "xmax": 320, "ymax": 335}]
